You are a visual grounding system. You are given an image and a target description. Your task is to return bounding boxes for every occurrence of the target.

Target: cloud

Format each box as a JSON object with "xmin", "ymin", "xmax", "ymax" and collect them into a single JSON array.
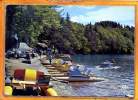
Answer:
[
  {"xmin": 56, "ymin": 6, "xmax": 96, "ymax": 17},
  {"xmin": 70, "ymin": 6, "xmax": 135, "ymax": 26},
  {"xmin": 58, "ymin": 5, "xmax": 96, "ymax": 10}
]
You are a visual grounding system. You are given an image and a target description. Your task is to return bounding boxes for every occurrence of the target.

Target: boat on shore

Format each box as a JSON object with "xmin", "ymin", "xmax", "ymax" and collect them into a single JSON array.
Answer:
[
  {"xmin": 52, "ymin": 58, "xmax": 71, "ymax": 72},
  {"xmin": 5, "ymin": 68, "xmax": 58, "ymax": 96},
  {"xmin": 56, "ymin": 54, "xmax": 73, "ymax": 66},
  {"xmin": 41, "ymin": 55, "xmax": 107, "ymax": 82}
]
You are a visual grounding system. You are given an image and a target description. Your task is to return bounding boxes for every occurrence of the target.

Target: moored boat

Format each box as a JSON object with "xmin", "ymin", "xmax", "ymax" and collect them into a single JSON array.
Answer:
[
  {"xmin": 52, "ymin": 59, "xmax": 71, "ymax": 72},
  {"xmin": 5, "ymin": 68, "xmax": 58, "ymax": 96},
  {"xmin": 53, "ymin": 76, "xmax": 105, "ymax": 82}
]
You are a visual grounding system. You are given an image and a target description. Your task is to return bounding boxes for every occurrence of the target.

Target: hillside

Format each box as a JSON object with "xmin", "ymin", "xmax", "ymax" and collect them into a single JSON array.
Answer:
[{"xmin": 6, "ymin": 5, "xmax": 134, "ymax": 54}]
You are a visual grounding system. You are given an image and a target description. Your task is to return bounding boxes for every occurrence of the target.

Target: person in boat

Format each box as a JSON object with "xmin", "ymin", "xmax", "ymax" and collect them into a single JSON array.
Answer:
[
  {"xmin": 82, "ymin": 68, "xmax": 92, "ymax": 76},
  {"xmin": 99, "ymin": 60, "xmax": 114, "ymax": 68},
  {"xmin": 68, "ymin": 65, "xmax": 92, "ymax": 78},
  {"xmin": 68, "ymin": 65, "xmax": 82, "ymax": 77}
]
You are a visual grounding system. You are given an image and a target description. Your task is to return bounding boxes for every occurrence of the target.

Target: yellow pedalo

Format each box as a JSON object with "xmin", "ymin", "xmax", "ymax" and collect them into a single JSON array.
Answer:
[
  {"xmin": 59, "ymin": 63, "xmax": 70, "ymax": 72},
  {"xmin": 53, "ymin": 59, "xmax": 70, "ymax": 72},
  {"xmin": 4, "ymin": 86, "xmax": 13, "ymax": 96},
  {"xmin": 6, "ymin": 68, "xmax": 58, "ymax": 96},
  {"xmin": 24, "ymin": 69, "xmax": 37, "ymax": 81},
  {"xmin": 47, "ymin": 87, "xmax": 58, "ymax": 96}
]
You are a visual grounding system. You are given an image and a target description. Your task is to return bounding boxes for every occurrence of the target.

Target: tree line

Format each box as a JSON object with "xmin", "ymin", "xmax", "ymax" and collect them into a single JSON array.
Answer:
[{"xmin": 6, "ymin": 5, "xmax": 134, "ymax": 54}]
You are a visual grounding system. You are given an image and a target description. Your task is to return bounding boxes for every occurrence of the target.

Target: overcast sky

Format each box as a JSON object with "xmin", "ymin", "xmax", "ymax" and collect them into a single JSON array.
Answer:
[{"xmin": 56, "ymin": 6, "xmax": 135, "ymax": 27}]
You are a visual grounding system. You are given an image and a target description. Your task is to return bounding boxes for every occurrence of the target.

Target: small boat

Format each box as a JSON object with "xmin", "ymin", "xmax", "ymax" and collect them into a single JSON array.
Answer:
[
  {"xmin": 49, "ymin": 71, "xmax": 61, "ymax": 74},
  {"xmin": 5, "ymin": 68, "xmax": 58, "ymax": 96},
  {"xmin": 46, "ymin": 67, "xmax": 57, "ymax": 69},
  {"xmin": 56, "ymin": 64, "xmax": 70, "ymax": 72},
  {"xmin": 52, "ymin": 59, "xmax": 70, "ymax": 72},
  {"xmin": 51, "ymin": 73, "xmax": 67, "ymax": 77},
  {"xmin": 53, "ymin": 76, "xmax": 105, "ymax": 82},
  {"xmin": 58, "ymin": 54, "xmax": 73, "ymax": 66},
  {"xmin": 52, "ymin": 65, "xmax": 106, "ymax": 82},
  {"xmin": 48, "ymin": 69, "xmax": 60, "ymax": 72},
  {"xmin": 99, "ymin": 60, "xmax": 114, "ymax": 68},
  {"xmin": 41, "ymin": 59, "xmax": 52, "ymax": 65}
]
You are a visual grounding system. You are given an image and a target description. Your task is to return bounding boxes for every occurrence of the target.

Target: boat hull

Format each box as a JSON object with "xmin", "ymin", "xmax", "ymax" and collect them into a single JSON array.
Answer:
[{"xmin": 53, "ymin": 76, "xmax": 106, "ymax": 82}]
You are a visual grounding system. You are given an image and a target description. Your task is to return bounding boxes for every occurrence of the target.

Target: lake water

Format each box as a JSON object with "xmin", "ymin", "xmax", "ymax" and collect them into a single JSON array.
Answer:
[{"xmin": 70, "ymin": 54, "xmax": 134, "ymax": 97}]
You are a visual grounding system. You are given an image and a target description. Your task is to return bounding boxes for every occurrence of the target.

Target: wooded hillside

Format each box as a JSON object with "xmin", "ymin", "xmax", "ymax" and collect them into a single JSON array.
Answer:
[{"xmin": 6, "ymin": 5, "xmax": 134, "ymax": 54}]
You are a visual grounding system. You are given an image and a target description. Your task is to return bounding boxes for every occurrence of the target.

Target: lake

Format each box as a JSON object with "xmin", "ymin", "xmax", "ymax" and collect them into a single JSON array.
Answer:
[{"xmin": 70, "ymin": 54, "xmax": 134, "ymax": 97}]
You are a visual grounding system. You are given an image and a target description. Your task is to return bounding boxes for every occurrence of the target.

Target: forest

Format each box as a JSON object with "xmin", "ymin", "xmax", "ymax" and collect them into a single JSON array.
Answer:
[{"xmin": 6, "ymin": 5, "xmax": 134, "ymax": 54}]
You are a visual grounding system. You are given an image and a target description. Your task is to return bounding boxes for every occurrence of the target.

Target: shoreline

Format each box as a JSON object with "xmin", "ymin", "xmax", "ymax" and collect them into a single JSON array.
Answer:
[{"xmin": 5, "ymin": 56, "xmax": 76, "ymax": 96}]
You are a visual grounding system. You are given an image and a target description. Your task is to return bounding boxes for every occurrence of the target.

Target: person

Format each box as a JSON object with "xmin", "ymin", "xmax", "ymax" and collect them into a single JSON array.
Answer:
[
  {"xmin": 47, "ymin": 47, "xmax": 52, "ymax": 64},
  {"xmin": 55, "ymin": 49, "xmax": 58, "ymax": 56},
  {"xmin": 52, "ymin": 46, "xmax": 55, "ymax": 55},
  {"xmin": 26, "ymin": 52, "xmax": 31, "ymax": 64},
  {"xmin": 37, "ymin": 49, "xmax": 42, "ymax": 59},
  {"xmin": 49, "ymin": 55, "xmax": 52, "ymax": 65},
  {"xmin": 26, "ymin": 52, "xmax": 31, "ymax": 60},
  {"xmin": 47, "ymin": 47, "xmax": 52, "ymax": 55}
]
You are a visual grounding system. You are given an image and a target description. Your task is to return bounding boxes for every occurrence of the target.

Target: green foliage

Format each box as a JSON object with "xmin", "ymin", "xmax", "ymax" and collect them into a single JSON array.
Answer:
[{"xmin": 6, "ymin": 6, "xmax": 134, "ymax": 54}]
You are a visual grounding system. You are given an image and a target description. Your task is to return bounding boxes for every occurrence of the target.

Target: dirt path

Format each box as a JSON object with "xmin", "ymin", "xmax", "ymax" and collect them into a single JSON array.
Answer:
[{"xmin": 5, "ymin": 58, "xmax": 48, "ymax": 77}]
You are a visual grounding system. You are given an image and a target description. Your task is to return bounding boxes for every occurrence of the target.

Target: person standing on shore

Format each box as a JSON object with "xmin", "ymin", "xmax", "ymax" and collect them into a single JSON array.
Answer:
[{"xmin": 47, "ymin": 47, "xmax": 52, "ymax": 64}]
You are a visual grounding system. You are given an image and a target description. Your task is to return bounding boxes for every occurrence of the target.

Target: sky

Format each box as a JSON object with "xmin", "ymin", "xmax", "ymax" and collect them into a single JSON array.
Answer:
[{"xmin": 56, "ymin": 6, "xmax": 135, "ymax": 27}]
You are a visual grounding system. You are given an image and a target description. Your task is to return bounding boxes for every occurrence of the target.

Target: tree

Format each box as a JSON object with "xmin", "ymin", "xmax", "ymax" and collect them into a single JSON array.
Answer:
[{"xmin": 6, "ymin": 6, "xmax": 134, "ymax": 54}]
